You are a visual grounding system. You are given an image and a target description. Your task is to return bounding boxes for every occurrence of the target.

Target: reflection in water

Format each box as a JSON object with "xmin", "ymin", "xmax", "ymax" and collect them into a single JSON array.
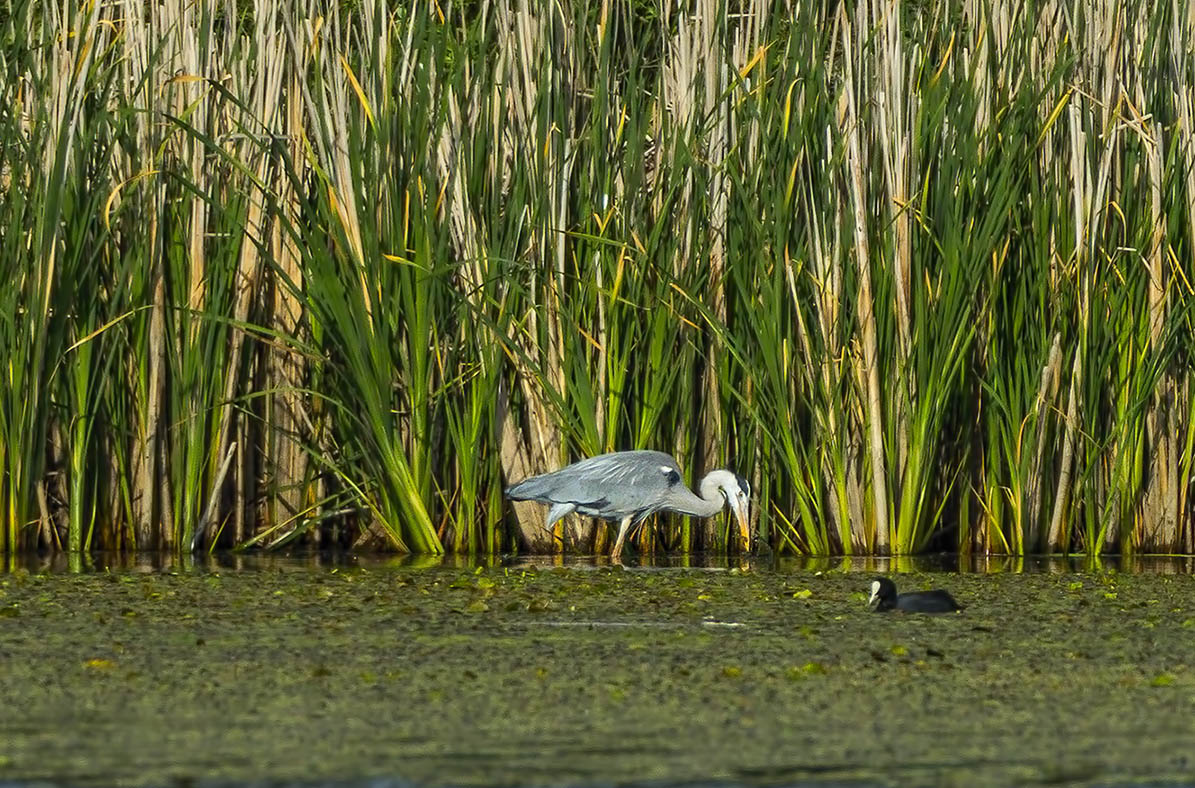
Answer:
[{"xmin": 4, "ymin": 549, "xmax": 1195, "ymax": 575}]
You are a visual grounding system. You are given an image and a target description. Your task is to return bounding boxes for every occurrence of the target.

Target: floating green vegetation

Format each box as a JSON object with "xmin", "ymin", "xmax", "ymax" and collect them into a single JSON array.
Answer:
[
  {"xmin": 0, "ymin": 0, "xmax": 1192, "ymax": 557},
  {"xmin": 1, "ymin": 566, "xmax": 1194, "ymax": 786}
]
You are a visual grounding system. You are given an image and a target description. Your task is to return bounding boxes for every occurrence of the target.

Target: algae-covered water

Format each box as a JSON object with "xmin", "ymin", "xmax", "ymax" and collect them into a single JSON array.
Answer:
[{"xmin": 1, "ymin": 554, "xmax": 1194, "ymax": 787}]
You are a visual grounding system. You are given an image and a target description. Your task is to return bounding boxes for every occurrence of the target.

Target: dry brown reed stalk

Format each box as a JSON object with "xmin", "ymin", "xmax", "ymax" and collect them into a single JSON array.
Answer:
[
  {"xmin": 225, "ymin": 0, "xmax": 293, "ymax": 544},
  {"xmin": 1133, "ymin": 8, "xmax": 1182, "ymax": 551},
  {"xmin": 115, "ymin": 0, "xmax": 165, "ymax": 549},
  {"xmin": 262, "ymin": 58, "xmax": 312, "ymax": 541},
  {"xmin": 872, "ymin": 0, "xmax": 913, "ymax": 477},
  {"xmin": 1173, "ymin": 0, "xmax": 1195, "ymax": 552},
  {"xmin": 493, "ymin": 0, "xmax": 572, "ymax": 552},
  {"xmin": 698, "ymin": 0, "xmax": 731, "ymax": 551},
  {"xmin": 660, "ymin": 5, "xmax": 704, "ymax": 538},
  {"xmin": 1026, "ymin": 334, "xmax": 1063, "ymax": 550},
  {"xmin": 842, "ymin": 7, "xmax": 891, "ymax": 553}
]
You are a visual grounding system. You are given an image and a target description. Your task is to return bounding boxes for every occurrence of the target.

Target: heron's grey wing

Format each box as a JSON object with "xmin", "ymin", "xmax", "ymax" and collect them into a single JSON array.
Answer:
[
  {"xmin": 552, "ymin": 451, "xmax": 683, "ymax": 520},
  {"xmin": 505, "ymin": 450, "xmax": 684, "ymax": 521},
  {"xmin": 545, "ymin": 502, "xmax": 576, "ymax": 529}
]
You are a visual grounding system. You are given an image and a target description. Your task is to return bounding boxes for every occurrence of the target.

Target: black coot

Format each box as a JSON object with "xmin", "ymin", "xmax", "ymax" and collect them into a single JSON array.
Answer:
[{"xmin": 868, "ymin": 577, "xmax": 962, "ymax": 613}]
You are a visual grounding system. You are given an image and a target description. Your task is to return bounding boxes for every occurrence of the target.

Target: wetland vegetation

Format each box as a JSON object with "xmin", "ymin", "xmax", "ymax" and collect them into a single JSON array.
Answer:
[
  {"xmin": 1, "ymin": 0, "xmax": 1193, "ymax": 558},
  {"xmin": 1, "ymin": 560, "xmax": 1194, "ymax": 786}
]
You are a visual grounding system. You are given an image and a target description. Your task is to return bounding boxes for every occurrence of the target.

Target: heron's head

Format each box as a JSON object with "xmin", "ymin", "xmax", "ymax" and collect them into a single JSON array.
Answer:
[{"xmin": 705, "ymin": 469, "xmax": 751, "ymax": 550}]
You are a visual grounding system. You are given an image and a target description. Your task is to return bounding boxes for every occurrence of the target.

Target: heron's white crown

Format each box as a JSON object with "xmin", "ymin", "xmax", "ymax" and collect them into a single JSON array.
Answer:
[{"xmin": 700, "ymin": 469, "xmax": 746, "ymax": 498}]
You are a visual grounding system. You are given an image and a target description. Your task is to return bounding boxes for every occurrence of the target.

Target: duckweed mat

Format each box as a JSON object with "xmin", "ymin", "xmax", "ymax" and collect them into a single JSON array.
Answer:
[{"xmin": 1, "ymin": 564, "xmax": 1193, "ymax": 787}]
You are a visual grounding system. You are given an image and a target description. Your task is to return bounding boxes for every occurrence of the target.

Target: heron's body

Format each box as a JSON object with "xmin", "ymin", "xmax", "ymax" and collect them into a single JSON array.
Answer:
[{"xmin": 505, "ymin": 450, "xmax": 750, "ymax": 560}]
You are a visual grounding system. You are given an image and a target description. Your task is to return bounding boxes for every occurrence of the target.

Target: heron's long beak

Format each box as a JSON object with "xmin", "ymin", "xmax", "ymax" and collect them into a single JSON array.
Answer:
[{"xmin": 732, "ymin": 497, "xmax": 751, "ymax": 552}]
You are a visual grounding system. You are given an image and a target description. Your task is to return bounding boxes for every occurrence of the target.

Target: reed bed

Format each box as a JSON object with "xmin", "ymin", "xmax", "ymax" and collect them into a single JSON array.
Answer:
[{"xmin": 0, "ymin": 0, "xmax": 1191, "ymax": 556}]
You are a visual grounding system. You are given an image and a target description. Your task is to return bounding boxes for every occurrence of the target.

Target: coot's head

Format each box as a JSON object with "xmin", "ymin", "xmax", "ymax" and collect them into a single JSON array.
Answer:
[{"xmin": 868, "ymin": 577, "xmax": 898, "ymax": 611}]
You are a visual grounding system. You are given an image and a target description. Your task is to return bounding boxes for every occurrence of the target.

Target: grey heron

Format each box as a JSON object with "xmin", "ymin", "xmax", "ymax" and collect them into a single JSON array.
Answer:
[
  {"xmin": 505, "ymin": 450, "xmax": 751, "ymax": 560},
  {"xmin": 867, "ymin": 577, "xmax": 963, "ymax": 613}
]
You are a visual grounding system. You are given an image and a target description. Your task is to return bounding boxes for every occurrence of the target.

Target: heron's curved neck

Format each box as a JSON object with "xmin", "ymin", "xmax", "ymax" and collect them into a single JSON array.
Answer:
[{"xmin": 678, "ymin": 473, "xmax": 727, "ymax": 518}]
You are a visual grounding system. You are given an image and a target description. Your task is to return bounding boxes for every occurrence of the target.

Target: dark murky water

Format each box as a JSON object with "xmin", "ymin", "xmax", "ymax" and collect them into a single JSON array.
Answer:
[
  {"xmin": 2, "ymin": 553, "xmax": 1194, "ymax": 787},
  {"xmin": 8, "ymin": 549, "xmax": 1195, "ymax": 575}
]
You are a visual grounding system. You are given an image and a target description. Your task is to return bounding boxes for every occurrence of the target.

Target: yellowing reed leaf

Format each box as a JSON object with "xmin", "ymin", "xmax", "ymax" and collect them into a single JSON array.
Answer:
[
  {"xmin": 614, "ymin": 105, "xmax": 627, "ymax": 145},
  {"xmin": 610, "ymin": 248, "xmax": 626, "ymax": 301},
  {"xmin": 65, "ymin": 309, "xmax": 144, "ymax": 354},
  {"xmin": 340, "ymin": 56, "xmax": 375, "ymax": 130},
  {"xmin": 739, "ymin": 44, "xmax": 768, "ymax": 79},
  {"xmin": 1037, "ymin": 87, "xmax": 1075, "ymax": 147},
  {"xmin": 103, "ymin": 169, "xmax": 158, "ymax": 231},
  {"xmin": 931, "ymin": 32, "xmax": 954, "ymax": 84},
  {"xmin": 576, "ymin": 326, "xmax": 602, "ymax": 352},
  {"xmin": 1168, "ymin": 247, "xmax": 1193, "ymax": 295},
  {"xmin": 782, "ymin": 78, "xmax": 798, "ymax": 139},
  {"xmin": 435, "ymin": 178, "xmax": 448, "ymax": 216},
  {"xmin": 381, "ymin": 253, "xmax": 427, "ymax": 270}
]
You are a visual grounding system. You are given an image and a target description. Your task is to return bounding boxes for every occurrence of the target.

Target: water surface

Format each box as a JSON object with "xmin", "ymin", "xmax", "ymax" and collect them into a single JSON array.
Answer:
[
  {"xmin": 1, "ymin": 554, "xmax": 1193, "ymax": 787},
  {"xmin": 8, "ymin": 549, "xmax": 1195, "ymax": 575}
]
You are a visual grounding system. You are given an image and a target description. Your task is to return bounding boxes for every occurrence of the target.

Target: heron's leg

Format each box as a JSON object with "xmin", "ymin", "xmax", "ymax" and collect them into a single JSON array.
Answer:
[{"xmin": 610, "ymin": 515, "xmax": 634, "ymax": 561}]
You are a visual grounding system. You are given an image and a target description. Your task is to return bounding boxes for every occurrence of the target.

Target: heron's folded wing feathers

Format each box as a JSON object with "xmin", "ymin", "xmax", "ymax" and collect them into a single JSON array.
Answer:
[{"xmin": 505, "ymin": 451, "xmax": 683, "ymax": 519}]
